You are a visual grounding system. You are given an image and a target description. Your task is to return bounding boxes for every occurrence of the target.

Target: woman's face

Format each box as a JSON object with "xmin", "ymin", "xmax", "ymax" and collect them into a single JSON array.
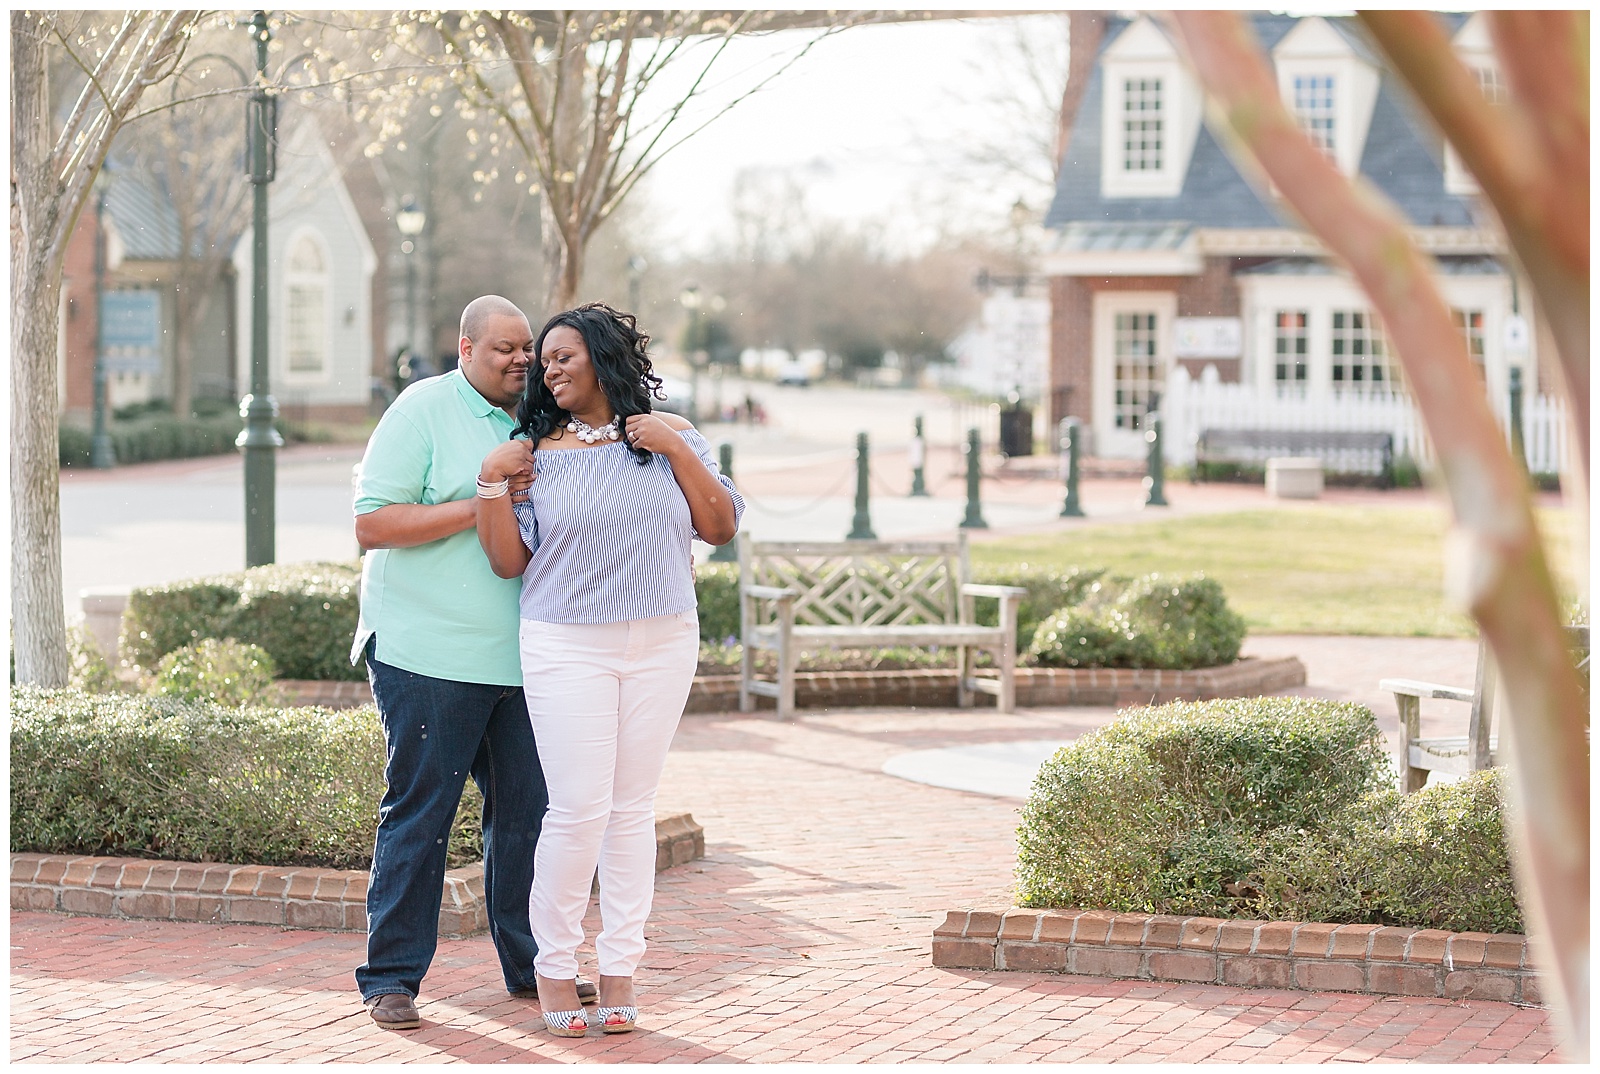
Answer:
[{"xmin": 540, "ymin": 324, "xmax": 606, "ymax": 415}]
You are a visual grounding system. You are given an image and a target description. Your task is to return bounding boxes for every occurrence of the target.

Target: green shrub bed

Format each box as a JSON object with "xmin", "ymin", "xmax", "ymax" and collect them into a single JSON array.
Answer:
[
  {"xmin": 9, "ymin": 688, "xmax": 483, "ymax": 869},
  {"xmin": 1016, "ymin": 697, "xmax": 1521, "ymax": 934},
  {"xmin": 59, "ymin": 414, "xmax": 244, "ymax": 467},
  {"xmin": 1029, "ymin": 574, "xmax": 1246, "ymax": 670},
  {"xmin": 122, "ymin": 562, "xmax": 363, "ymax": 681}
]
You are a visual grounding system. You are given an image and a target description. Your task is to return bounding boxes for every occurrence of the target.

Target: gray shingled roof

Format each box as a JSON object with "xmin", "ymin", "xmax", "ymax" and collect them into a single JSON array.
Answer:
[
  {"xmin": 102, "ymin": 168, "xmax": 182, "ymax": 261},
  {"xmin": 1045, "ymin": 13, "xmax": 1485, "ymax": 234}
]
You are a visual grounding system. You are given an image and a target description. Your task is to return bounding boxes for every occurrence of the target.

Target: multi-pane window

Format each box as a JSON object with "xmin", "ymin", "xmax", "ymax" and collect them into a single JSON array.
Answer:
[
  {"xmin": 1113, "ymin": 312, "xmax": 1160, "ymax": 430},
  {"xmin": 285, "ymin": 235, "xmax": 328, "ymax": 374},
  {"xmin": 1473, "ymin": 64, "xmax": 1507, "ymax": 105},
  {"xmin": 1293, "ymin": 74, "xmax": 1337, "ymax": 154},
  {"xmin": 1273, "ymin": 310, "xmax": 1309, "ymax": 393},
  {"xmin": 1331, "ymin": 310, "xmax": 1396, "ymax": 394},
  {"xmin": 1451, "ymin": 308, "xmax": 1487, "ymax": 384},
  {"xmin": 1122, "ymin": 78, "xmax": 1163, "ymax": 172}
]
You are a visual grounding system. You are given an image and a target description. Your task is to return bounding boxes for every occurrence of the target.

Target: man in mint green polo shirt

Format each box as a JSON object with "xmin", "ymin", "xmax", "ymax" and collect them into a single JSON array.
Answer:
[{"xmin": 350, "ymin": 295, "xmax": 592, "ymax": 1029}]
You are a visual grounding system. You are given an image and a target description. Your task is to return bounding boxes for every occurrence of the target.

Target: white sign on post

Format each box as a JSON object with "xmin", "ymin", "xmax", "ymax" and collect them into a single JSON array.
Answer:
[{"xmin": 1173, "ymin": 317, "xmax": 1242, "ymax": 359}]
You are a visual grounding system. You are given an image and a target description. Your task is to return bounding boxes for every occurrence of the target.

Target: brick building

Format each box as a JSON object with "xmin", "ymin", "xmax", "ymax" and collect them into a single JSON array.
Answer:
[{"xmin": 1040, "ymin": 12, "xmax": 1549, "ymax": 460}]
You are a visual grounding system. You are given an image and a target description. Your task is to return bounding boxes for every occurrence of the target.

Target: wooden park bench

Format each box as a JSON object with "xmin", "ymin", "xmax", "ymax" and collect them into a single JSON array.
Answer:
[
  {"xmin": 1195, "ymin": 428, "xmax": 1395, "ymax": 486},
  {"xmin": 1380, "ymin": 626, "xmax": 1589, "ymax": 793},
  {"xmin": 737, "ymin": 533, "xmax": 1027, "ymax": 719}
]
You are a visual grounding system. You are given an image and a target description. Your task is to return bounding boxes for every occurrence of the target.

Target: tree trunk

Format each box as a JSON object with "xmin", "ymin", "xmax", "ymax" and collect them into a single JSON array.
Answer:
[{"xmin": 10, "ymin": 15, "xmax": 70, "ymax": 687}]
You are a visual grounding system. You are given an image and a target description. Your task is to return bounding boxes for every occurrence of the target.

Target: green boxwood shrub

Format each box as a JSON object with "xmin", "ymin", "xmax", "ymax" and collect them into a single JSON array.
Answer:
[
  {"xmin": 121, "ymin": 562, "xmax": 363, "ymax": 681},
  {"xmin": 1028, "ymin": 573, "xmax": 1245, "ymax": 670},
  {"xmin": 59, "ymin": 414, "xmax": 245, "ymax": 468},
  {"xmin": 9, "ymin": 688, "xmax": 485, "ymax": 869},
  {"xmin": 149, "ymin": 639, "xmax": 280, "ymax": 706},
  {"xmin": 1016, "ymin": 698, "xmax": 1522, "ymax": 933},
  {"xmin": 971, "ymin": 563, "xmax": 1110, "ymax": 650},
  {"xmin": 694, "ymin": 561, "xmax": 740, "ymax": 643}
]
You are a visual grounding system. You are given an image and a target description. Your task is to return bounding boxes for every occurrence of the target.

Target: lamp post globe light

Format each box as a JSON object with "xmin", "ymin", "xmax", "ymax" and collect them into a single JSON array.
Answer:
[
  {"xmin": 396, "ymin": 196, "xmax": 426, "ymax": 372},
  {"xmin": 89, "ymin": 165, "xmax": 116, "ymax": 469}
]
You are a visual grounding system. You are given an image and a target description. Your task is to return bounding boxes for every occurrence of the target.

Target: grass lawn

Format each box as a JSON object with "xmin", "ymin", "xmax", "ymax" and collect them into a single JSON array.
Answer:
[{"xmin": 970, "ymin": 504, "xmax": 1582, "ymax": 637}]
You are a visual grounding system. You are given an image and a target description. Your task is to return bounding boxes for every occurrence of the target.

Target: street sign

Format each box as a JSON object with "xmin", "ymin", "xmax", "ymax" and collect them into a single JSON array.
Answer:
[
  {"xmin": 1173, "ymin": 317, "xmax": 1242, "ymax": 358},
  {"xmin": 100, "ymin": 290, "xmax": 162, "ymax": 375}
]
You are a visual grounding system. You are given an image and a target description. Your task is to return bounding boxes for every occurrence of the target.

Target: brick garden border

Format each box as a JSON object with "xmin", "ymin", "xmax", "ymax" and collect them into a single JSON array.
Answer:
[
  {"xmin": 280, "ymin": 656, "xmax": 1306, "ymax": 714},
  {"xmin": 933, "ymin": 908, "xmax": 1543, "ymax": 1006},
  {"xmin": 11, "ymin": 813, "xmax": 704, "ymax": 939}
]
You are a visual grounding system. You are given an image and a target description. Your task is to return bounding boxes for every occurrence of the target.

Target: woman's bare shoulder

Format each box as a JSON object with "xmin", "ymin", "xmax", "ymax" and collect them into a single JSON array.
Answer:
[{"xmin": 655, "ymin": 411, "xmax": 694, "ymax": 432}]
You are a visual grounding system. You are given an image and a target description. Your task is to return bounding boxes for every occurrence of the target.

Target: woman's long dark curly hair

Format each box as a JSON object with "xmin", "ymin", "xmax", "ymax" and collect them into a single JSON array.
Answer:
[{"xmin": 513, "ymin": 302, "xmax": 665, "ymax": 464}]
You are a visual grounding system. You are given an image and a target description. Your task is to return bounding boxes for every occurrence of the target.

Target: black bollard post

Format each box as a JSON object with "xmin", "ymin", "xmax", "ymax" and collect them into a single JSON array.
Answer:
[
  {"xmin": 909, "ymin": 414, "xmax": 929, "ymax": 497},
  {"xmin": 1143, "ymin": 391, "xmax": 1168, "ymax": 508},
  {"xmin": 1508, "ymin": 366, "xmax": 1527, "ymax": 472},
  {"xmin": 1059, "ymin": 417, "xmax": 1085, "ymax": 517},
  {"xmin": 847, "ymin": 431, "xmax": 877, "ymax": 540},
  {"xmin": 708, "ymin": 440, "xmax": 738, "ymax": 562},
  {"xmin": 960, "ymin": 427, "xmax": 988, "ymax": 529}
]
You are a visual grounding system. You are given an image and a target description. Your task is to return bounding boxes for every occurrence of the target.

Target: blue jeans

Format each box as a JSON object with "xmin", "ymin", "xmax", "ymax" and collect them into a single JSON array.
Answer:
[{"xmin": 356, "ymin": 637, "xmax": 547, "ymax": 1000}]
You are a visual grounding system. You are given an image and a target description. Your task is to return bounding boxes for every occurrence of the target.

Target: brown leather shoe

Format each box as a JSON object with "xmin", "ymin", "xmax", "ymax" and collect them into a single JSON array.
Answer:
[{"xmin": 368, "ymin": 992, "xmax": 421, "ymax": 1030}]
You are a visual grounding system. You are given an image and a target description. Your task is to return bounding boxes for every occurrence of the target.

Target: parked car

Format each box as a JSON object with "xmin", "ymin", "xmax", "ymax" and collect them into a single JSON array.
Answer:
[
  {"xmin": 654, "ymin": 375, "xmax": 693, "ymax": 415},
  {"xmin": 775, "ymin": 360, "xmax": 811, "ymax": 387}
]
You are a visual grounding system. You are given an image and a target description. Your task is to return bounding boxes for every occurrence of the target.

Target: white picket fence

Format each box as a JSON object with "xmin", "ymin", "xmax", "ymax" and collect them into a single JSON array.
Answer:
[{"xmin": 1163, "ymin": 365, "xmax": 1571, "ymax": 475}]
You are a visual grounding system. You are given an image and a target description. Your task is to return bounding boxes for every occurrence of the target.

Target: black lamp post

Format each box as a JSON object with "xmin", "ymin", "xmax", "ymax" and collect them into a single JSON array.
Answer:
[
  {"xmin": 89, "ymin": 165, "xmax": 116, "ymax": 469},
  {"xmin": 396, "ymin": 195, "xmax": 426, "ymax": 368},
  {"xmin": 238, "ymin": 9, "xmax": 282, "ymax": 567}
]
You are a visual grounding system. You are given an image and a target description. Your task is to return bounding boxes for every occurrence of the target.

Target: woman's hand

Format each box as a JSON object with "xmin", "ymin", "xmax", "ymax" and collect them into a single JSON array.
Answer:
[
  {"xmin": 623, "ymin": 413, "xmax": 688, "ymax": 458},
  {"xmin": 481, "ymin": 438, "xmax": 535, "ymax": 484}
]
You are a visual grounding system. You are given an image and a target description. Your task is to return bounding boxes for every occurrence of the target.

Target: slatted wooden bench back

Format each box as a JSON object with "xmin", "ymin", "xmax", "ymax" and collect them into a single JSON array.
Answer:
[{"xmin": 739, "ymin": 538, "xmax": 968, "ymax": 629}]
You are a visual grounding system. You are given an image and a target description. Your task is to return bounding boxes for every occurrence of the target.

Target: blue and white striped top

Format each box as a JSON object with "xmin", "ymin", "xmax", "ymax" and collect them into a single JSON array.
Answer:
[{"xmin": 512, "ymin": 428, "xmax": 743, "ymax": 624}]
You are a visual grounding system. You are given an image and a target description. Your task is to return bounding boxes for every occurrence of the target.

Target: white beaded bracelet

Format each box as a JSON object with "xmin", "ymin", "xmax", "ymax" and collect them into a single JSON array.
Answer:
[{"xmin": 476, "ymin": 476, "xmax": 510, "ymax": 499}]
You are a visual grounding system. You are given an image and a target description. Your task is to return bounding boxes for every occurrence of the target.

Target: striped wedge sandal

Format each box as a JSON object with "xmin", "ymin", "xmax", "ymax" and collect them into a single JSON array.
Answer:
[
  {"xmin": 598, "ymin": 1006, "xmax": 638, "ymax": 1034},
  {"xmin": 541, "ymin": 1009, "xmax": 590, "ymax": 1038}
]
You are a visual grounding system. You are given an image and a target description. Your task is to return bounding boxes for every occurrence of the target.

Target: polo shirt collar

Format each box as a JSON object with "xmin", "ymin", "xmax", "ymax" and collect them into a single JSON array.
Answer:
[{"xmin": 451, "ymin": 368, "xmax": 514, "ymax": 422}]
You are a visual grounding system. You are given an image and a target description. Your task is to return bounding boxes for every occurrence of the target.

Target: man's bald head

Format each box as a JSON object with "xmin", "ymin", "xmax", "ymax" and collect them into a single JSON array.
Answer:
[{"xmin": 460, "ymin": 295, "xmax": 527, "ymax": 344}]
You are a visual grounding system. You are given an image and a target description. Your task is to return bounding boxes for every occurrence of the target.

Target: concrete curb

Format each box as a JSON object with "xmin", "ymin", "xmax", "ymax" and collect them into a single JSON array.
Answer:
[
  {"xmin": 278, "ymin": 656, "xmax": 1307, "ymax": 713},
  {"xmin": 11, "ymin": 812, "xmax": 705, "ymax": 939},
  {"xmin": 933, "ymin": 907, "xmax": 1543, "ymax": 1006}
]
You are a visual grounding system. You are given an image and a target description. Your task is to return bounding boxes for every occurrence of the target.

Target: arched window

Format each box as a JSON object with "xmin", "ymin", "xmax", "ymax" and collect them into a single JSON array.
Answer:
[{"xmin": 284, "ymin": 232, "xmax": 328, "ymax": 375}]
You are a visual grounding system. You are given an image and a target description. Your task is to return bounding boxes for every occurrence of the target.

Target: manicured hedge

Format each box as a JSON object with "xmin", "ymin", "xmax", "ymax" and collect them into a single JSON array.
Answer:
[
  {"xmin": 1015, "ymin": 697, "xmax": 1521, "ymax": 933},
  {"xmin": 1028, "ymin": 573, "xmax": 1246, "ymax": 670},
  {"xmin": 9, "ymin": 688, "xmax": 483, "ymax": 869},
  {"xmin": 121, "ymin": 562, "xmax": 363, "ymax": 681},
  {"xmin": 59, "ymin": 414, "xmax": 244, "ymax": 467}
]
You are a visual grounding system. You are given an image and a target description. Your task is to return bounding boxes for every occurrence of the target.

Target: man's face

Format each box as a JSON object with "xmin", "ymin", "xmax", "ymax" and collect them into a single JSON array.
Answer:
[{"xmin": 460, "ymin": 313, "xmax": 534, "ymax": 409}]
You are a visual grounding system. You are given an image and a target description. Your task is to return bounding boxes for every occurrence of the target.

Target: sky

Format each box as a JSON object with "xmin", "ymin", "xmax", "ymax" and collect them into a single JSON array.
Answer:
[{"xmin": 627, "ymin": 12, "xmax": 1073, "ymax": 259}]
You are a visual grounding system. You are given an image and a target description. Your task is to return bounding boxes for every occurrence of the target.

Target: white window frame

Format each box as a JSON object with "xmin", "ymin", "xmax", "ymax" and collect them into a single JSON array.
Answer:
[
  {"xmin": 281, "ymin": 228, "xmax": 331, "ymax": 383},
  {"xmin": 1241, "ymin": 271, "xmax": 1515, "ymax": 409},
  {"xmin": 1272, "ymin": 17, "xmax": 1380, "ymax": 179},
  {"xmin": 1098, "ymin": 18, "xmax": 1202, "ymax": 199},
  {"xmin": 1291, "ymin": 73, "xmax": 1338, "ymax": 157},
  {"xmin": 1092, "ymin": 290, "xmax": 1177, "ymax": 458}
]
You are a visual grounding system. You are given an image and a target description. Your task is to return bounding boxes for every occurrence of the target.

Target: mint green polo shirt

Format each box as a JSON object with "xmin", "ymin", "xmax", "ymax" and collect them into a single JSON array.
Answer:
[{"xmin": 351, "ymin": 370, "xmax": 523, "ymax": 685}]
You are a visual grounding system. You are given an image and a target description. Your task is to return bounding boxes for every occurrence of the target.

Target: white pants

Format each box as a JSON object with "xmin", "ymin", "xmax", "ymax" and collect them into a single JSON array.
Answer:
[{"xmin": 519, "ymin": 611, "xmax": 699, "ymax": 979}]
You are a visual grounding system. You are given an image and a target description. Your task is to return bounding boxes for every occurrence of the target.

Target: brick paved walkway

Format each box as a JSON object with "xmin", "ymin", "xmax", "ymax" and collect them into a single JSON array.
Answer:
[{"xmin": 11, "ymin": 684, "xmax": 1567, "ymax": 1063}]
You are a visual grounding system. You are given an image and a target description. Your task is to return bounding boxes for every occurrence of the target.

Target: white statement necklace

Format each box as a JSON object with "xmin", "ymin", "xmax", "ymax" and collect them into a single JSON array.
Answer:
[{"xmin": 566, "ymin": 414, "xmax": 621, "ymax": 444}]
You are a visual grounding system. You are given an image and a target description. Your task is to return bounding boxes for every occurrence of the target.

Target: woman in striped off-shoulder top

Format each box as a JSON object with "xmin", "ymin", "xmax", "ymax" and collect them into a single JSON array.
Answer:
[{"xmin": 475, "ymin": 302, "xmax": 742, "ymax": 1037}]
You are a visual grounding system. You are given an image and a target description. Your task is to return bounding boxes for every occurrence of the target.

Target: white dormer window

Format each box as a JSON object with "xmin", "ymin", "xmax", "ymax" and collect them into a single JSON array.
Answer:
[
  {"xmin": 1099, "ymin": 17, "xmax": 1203, "ymax": 199},
  {"xmin": 1445, "ymin": 15, "xmax": 1506, "ymax": 195},
  {"xmin": 1272, "ymin": 17, "xmax": 1379, "ymax": 178},
  {"xmin": 1292, "ymin": 74, "xmax": 1337, "ymax": 156}
]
